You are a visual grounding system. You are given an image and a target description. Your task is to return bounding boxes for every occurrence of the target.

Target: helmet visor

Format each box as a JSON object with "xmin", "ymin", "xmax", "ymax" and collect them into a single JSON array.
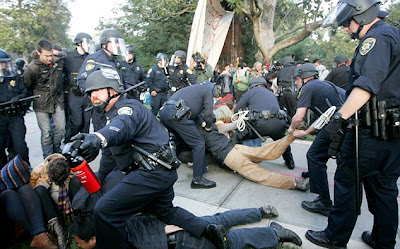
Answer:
[
  {"xmin": 107, "ymin": 38, "xmax": 126, "ymax": 56},
  {"xmin": 81, "ymin": 38, "xmax": 95, "ymax": 54},
  {"xmin": 323, "ymin": 2, "xmax": 353, "ymax": 27},
  {"xmin": 0, "ymin": 61, "xmax": 16, "ymax": 78}
]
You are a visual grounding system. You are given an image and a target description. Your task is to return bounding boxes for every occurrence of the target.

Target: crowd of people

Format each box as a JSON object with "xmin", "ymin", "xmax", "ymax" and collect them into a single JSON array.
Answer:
[{"xmin": 0, "ymin": 0, "xmax": 399, "ymax": 248}]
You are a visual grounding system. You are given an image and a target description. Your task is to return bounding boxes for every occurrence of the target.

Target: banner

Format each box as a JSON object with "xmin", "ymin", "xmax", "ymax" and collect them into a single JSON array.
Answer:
[{"xmin": 186, "ymin": 0, "xmax": 234, "ymax": 69}]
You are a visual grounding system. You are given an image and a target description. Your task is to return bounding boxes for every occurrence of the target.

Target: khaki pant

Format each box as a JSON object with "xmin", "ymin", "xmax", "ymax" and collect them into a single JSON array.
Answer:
[{"xmin": 223, "ymin": 134, "xmax": 296, "ymax": 189}]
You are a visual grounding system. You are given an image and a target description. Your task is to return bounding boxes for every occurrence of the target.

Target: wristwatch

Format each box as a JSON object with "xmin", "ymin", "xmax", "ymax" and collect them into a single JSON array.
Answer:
[{"xmin": 332, "ymin": 112, "xmax": 343, "ymax": 122}]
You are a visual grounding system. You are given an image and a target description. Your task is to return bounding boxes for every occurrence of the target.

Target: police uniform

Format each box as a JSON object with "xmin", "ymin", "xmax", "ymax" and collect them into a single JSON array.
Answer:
[
  {"xmin": 276, "ymin": 63, "xmax": 297, "ymax": 117},
  {"xmin": 234, "ymin": 85, "xmax": 295, "ymax": 167},
  {"xmin": 297, "ymin": 80, "xmax": 345, "ymax": 207},
  {"xmin": 159, "ymin": 84, "xmax": 214, "ymax": 180},
  {"xmin": 168, "ymin": 63, "xmax": 197, "ymax": 91},
  {"xmin": 324, "ymin": 64, "xmax": 349, "ymax": 90},
  {"xmin": 92, "ymin": 96, "xmax": 210, "ymax": 249},
  {"xmin": 119, "ymin": 60, "xmax": 145, "ymax": 100},
  {"xmin": 323, "ymin": 20, "xmax": 400, "ymax": 248},
  {"xmin": 145, "ymin": 64, "xmax": 168, "ymax": 116},
  {"xmin": 0, "ymin": 75, "xmax": 30, "ymax": 166},
  {"xmin": 63, "ymin": 48, "xmax": 91, "ymax": 143}
]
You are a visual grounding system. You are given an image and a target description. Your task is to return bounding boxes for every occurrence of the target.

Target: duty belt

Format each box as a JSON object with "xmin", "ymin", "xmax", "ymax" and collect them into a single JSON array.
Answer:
[
  {"xmin": 252, "ymin": 111, "xmax": 285, "ymax": 120},
  {"xmin": 167, "ymin": 234, "xmax": 177, "ymax": 249}
]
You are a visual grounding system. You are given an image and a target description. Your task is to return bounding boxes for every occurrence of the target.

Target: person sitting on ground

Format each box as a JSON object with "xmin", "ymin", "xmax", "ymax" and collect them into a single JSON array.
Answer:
[
  {"xmin": 70, "ymin": 206, "xmax": 302, "ymax": 249},
  {"xmin": 30, "ymin": 153, "xmax": 81, "ymax": 249}
]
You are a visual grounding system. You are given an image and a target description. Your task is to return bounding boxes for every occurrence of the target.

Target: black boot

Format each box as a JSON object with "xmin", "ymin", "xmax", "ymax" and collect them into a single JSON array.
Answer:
[
  {"xmin": 203, "ymin": 224, "xmax": 231, "ymax": 249},
  {"xmin": 301, "ymin": 196, "xmax": 332, "ymax": 216},
  {"xmin": 270, "ymin": 222, "xmax": 302, "ymax": 246},
  {"xmin": 282, "ymin": 153, "xmax": 295, "ymax": 169},
  {"xmin": 47, "ymin": 217, "xmax": 68, "ymax": 249},
  {"xmin": 362, "ymin": 231, "xmax": 377, "ymax": 249},
  {"xmin": 191, "ymin": 176, "xmax": 216, "ymax": 189}
]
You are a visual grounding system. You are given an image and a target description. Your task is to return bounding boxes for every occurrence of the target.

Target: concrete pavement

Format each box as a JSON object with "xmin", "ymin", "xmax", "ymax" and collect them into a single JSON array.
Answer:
[{"xmin": 24, "ymin": 111, "xmax": 399, "ymax": 248}]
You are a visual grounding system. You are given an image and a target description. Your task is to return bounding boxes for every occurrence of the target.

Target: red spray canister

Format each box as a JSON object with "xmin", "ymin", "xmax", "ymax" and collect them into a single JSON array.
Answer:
[
  {"xmin": 62, "ymin": 140, "xmax": 101, "ymax": 194},
  {"xmin": 70, "ymin": 158, "xmax": 101, "ymax": 194}
]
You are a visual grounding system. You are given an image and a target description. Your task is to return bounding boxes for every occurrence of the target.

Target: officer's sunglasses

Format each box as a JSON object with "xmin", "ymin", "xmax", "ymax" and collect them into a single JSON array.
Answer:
[{"xmin": 342, "ymin": 18, "xmax": 354, "ymax": 28}]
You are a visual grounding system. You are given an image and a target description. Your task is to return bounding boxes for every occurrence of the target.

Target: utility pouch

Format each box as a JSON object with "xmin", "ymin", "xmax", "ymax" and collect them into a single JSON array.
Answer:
[
  {"xmin": 360, "ymin": 101, "xmax": 371, "ymax": 128},
  {"xmin": 387, "ymin": 108, "xmax": 400, "ymax": 139},
  {"xmin": 132, "ymin": 151, "xmax": 155, "ymax": 171},
  {"xmin": 370, "ymin": 96, "xmax": 379, "ymax": 137},
  {"xmin": 377, "ymin": 100, "xmax": 387, "ymax": 140}
]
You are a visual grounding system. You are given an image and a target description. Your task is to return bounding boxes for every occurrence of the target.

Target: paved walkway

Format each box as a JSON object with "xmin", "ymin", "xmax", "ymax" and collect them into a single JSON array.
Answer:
[{"xmin": 24, "ymin": 111, "xmax": 399, "ymax": 248}]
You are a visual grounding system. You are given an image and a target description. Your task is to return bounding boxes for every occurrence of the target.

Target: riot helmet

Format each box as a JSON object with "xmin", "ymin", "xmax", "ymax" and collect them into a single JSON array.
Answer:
[
  {"xmin": 126, "ymin": 45, "xmax": 136, "ymax": 55},
  {"xmin": 294, "ymin": 63, "xmax": 319, "ymax": 79},
  {"xmin": 15, "ymin": 58, "xmax": 26, "ymax": 69},
  {"xmin": 282, "ymin": 56, "xmax": 294, "ymax": 66},
  {"xmin": 85, "ymin": 65, "xmax": 124, "ymax": 109},
  {"xmin": 324, "ymin": 0, "xmax": 381, "ymax": 27},
  {"xmin": 249, "ymin": 77, "xmax": 268, "ymax": 89},
  {"xmin": 0, "ymin": 49, "xmax": 16, "ymax": 78},
  {"xmin": 156, "ymin": 53, "xmax": 168, "ymax": 68},
  {"xmin": 99, "ymin": 29, "xmax": 126, "ymax": 56},
  {"xmin": 74, "ymin": 32, "xmax": 95, "ymax": 54},
  {"xmin": 334, "ymin": 54, "xmax": 348, "ymax": 64}
]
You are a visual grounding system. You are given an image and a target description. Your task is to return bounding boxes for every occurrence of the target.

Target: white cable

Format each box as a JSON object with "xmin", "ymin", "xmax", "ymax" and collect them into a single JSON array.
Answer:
[
  {"xmin": 314, "ymin": 106, "xmax": 337, "ymax": 130},
  {"xmin": 231, "ymin": 110, "xmax": 249, "ymax": 132}
]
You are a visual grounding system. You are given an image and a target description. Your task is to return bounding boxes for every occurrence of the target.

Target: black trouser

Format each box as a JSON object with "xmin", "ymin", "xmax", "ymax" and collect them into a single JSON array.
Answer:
[{"xmin": 278, "ymin": 90, "xmax": 297, "ymax": 117}]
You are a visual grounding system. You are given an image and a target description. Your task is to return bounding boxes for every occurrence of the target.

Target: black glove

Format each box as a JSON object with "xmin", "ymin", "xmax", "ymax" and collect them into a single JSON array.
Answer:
[
  {"xmin": 325, "ymin": 112, "xmax": 346, "ymax": 141},
  {"xmin": 71, "ymin": 133, "xmax": 102, "ymax": 163},
  {"xmin": 10, "ymin": 96, "xmax": 19, "ymax": 104}
]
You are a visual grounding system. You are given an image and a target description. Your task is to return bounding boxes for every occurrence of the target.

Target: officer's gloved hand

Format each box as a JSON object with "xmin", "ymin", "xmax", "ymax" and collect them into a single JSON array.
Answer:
[
  {"xmin": 71, "ymin": 133, "xmax": 102, "ymax": 163},
  {"xmin": 10, "ymin": 96, "xmax": 19, "ymax": 104},
  {"xmin": 325, "ymin": 113, "xmax": 346, "ymax": 141}
]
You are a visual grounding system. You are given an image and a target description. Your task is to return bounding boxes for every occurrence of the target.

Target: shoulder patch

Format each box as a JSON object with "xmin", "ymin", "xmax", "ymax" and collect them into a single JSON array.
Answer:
[
  {"xmin": 9, "ymin": 80, "xmax": 16, "ymax": 87},
  {"xmin": 85, "ymin": 60, "xmax": 96, "ymax": 71},
  {"xmin": 360, "ymin": 38, "xmax": 376, "ymax": 56},
  {"xmin": 148, "ymin": 68, "xmax": 153, "ymax": 74},
  {"xmin": 136, "ymin": 67, "xmax": 140, "ymax": 71},
  {"xmin": 187, "ymin": 69, "xmax": 193, "ymax": 74},
  {"xmin": 117, "ymin": 106, "xmax": 133, "ymax": 115}
]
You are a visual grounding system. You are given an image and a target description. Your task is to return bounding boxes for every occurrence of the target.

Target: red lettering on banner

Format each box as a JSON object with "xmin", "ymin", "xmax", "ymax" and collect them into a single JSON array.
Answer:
[{"xmin": 203, "ymin": 0, "xmax": 223, "ymax": 50}]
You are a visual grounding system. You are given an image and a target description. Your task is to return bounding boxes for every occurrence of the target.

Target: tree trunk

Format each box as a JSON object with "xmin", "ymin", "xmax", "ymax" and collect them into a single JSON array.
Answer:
[{"xmin": 219, "ymin": 15, "xmax": 245, "ymax": 66}]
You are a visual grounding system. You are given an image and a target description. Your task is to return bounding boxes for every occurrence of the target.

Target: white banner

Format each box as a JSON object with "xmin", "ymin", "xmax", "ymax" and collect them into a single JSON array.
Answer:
[{"xmin": 186, "ymin": 0, "xmax": 234, "ymax": 69}]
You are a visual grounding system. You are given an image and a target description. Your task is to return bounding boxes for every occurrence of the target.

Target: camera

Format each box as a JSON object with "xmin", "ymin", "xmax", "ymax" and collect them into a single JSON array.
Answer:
[{"xmin": 192, "ymin": 52, "xmax": 205, "ymax": 70}]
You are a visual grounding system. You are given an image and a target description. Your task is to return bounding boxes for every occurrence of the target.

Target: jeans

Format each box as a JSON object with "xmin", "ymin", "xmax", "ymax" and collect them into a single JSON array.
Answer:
[
  {"xmin": 0, "ymin": 185, "xmax": 46, "ymax": 236},
  {"xmin": 35, "ymin": 105, "xmax": 66, "ymax": 158}
]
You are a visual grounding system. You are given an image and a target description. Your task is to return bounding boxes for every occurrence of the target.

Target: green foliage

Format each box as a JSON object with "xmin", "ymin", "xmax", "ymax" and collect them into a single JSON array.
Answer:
[
  {"xmin": 0, "ymin": 0, "xmax": 72, "ymax": 56},
  {"xmin": 386, "ymin": 2, "xmax": 400, "ymax": 28}
]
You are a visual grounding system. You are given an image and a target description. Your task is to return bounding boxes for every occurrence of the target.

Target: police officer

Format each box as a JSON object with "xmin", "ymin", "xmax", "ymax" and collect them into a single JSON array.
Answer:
[
  {"xmin": 119, "ymin": 44, "xmax": 145, "ymax": 100},
  {"xmin": 306, "ymin": 1, "xmax": 400, "ymax": 249},
  {"xmin": 63, "ymin": 32, "xmax": 94, "ymax": 143},
  {"xmin": 71, "ymin": 69, "xmax": 230, "ymax": 249},
  {"xmin": 234, "ymin": 77, "xmax": 295, "ymax": 169},
  {"xmin": 159, "ymin": 83, "xmax": 217, "ymax": 188},
  {"xmin": 145, "ymin": 53, "xmax": 169, "ymax": 116},
  {"xmin": 168, "ymin": 50, "xmax": 197, "ymax": 94},
  {"xmin": 276, "ymin": 56, "xmax": 297, "ymax": 117},
  {"xmin": 0, "ymin": 49, "xmax": 30, "ymax": 166},
  {"xmin": 14, "ymin": 58, "xmax": 25, "ymax": 75},
  {"xmin": 324, "ymin": 54, "xmax": 349, "ymax": 90},
  {"xmin": 287, "ymin": 63, "xmax": 346, "ymax": 216}
]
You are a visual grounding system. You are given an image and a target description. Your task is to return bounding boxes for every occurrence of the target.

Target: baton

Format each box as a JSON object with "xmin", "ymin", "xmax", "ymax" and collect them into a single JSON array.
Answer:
[
  {"xmin": 85, "ymin": 81, "xmax": 146, "ymax": 112},
  {"xmin": 245, "ymin": 120, "xmax": 266, "ymax": 142},
  {"xmin": 0, "ymin": 95, "xmax": 40, "ymax": 106},
  {"xmin": 354, "ymin": 111, "xmax": 361, "ymax": 215}
]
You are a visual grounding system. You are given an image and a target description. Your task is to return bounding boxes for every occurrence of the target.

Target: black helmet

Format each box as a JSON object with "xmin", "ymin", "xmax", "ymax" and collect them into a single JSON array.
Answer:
[
  {"xmin": 324, "ymin": 0, "xmax": 381, "ymax": 27},
  {"xmin": 249, "ymin": 77, "xmax": 268, "ymax": 89},
  {"xmin": 334, "ymin": 54, "xmax": 348, "ymax": 64},
  {"xmin": 15, "ymin": 58, "xmax": 26, "ymax": 69},
  {"xmin": 156, "ymin": 53, "xmax": 168, "ymax": 62},
  {"xmin": 0, "ymin": 49, "xmax": 15, "ymax": 78},
  {"xmin": 294, "ymin": 63, "xmax": 319, "ymax": 79},
  {"xmin": 85, "ymin": 68, "xmax": 124, "ymax": 93},
  {"xmin": 173, "ymin": 50, "xmax": 186, "ymax": 60},
  {"xmin": 126, "ymin": 45, "xmax": 136, "ymax": 55},
  {"xmin": 99, "ymin": 29, "xmax": 122, "ymax": 45},
  {"xmin": 74, "ymin": 32, "xmax": 92, "ymax": 44},
  {"xmin": 282, "ymin": 56, "xmax": 294, "ymax": 66}
]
